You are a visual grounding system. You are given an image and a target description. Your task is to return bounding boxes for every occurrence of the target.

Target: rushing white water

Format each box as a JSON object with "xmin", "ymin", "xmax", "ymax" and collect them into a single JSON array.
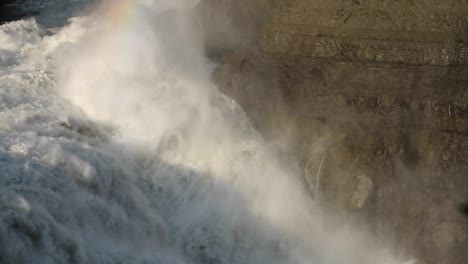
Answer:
[{"xmin": 0, "ymin": 1, "xmax": 414, "ymax": 263}]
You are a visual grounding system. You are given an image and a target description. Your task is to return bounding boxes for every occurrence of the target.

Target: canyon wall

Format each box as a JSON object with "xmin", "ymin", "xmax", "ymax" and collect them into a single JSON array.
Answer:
[{"xmin": 204, "ymin": 1, "xmax": 468, "ymax": 263}]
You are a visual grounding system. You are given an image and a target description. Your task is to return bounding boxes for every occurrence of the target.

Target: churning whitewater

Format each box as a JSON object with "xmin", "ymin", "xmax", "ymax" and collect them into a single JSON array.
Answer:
[{"xmin": 0, "ymin": 0, "xmax": 413, "ymax": 263}]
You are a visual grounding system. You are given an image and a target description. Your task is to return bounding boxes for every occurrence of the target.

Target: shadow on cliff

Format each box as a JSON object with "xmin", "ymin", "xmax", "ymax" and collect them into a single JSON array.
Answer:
[{"xmin": 460, "ymin": 203, "xmax": 468, "ymax": 217}]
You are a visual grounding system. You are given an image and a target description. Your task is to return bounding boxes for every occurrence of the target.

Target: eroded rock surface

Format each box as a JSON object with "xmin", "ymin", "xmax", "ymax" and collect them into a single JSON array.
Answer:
[{"xmin": 209, "ymin": 1, "xmax": 468, "ymax": 264}]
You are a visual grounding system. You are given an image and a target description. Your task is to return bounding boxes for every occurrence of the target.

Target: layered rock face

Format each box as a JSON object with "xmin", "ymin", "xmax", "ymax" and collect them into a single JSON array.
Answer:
[{"xmin": 209, "ymin": 1, "xmax": 468, "ymax": 263}]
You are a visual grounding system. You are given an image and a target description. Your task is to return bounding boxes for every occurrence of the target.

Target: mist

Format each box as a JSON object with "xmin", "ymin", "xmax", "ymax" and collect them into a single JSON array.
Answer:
[{"xmin": 0, "ymin": 0, "xmax": 414, "ymax": 263}]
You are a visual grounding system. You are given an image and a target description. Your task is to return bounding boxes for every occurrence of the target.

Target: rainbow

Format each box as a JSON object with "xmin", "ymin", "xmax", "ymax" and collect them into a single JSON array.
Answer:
[
  {"xmin": 105, "ymin": 0, "xmax": 143, "ymax": 28},
  {"xmin": 68, "ymin": 0, "xmax": 201, "ymax": 91},
  {"xmin": 104, "ymin": 0, "xmax": 201, "ymax": 27}
]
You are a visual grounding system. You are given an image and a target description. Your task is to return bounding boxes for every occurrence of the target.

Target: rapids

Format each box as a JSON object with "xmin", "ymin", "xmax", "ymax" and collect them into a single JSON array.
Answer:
[{"xmin": 0, "ymin": 1, "xmax": 414, "ymax": 263}]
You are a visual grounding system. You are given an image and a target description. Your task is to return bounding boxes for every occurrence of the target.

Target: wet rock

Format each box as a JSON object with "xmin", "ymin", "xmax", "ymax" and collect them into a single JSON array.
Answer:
[{"xmin": 216, "ymin": 1, "xmax": 468, "ymax": 263}]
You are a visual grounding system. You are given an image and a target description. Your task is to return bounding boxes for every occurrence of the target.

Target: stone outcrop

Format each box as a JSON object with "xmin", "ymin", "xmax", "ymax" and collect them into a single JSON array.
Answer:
[{"xmin": 206, "ymin": 1, "xmax": 468, "ymax": 264}]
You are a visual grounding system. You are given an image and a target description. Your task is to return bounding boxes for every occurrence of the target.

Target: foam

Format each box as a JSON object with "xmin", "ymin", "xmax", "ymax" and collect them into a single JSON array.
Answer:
[{"xmin": 0, "ymin": 2, "xmax": 414, "ymax": 264}]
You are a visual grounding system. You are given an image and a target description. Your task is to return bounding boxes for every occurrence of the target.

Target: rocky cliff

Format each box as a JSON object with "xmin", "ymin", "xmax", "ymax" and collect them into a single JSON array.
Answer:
[{"xmin": 205, "ymin": 1, "xmax": 468, "ymax": 263}]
